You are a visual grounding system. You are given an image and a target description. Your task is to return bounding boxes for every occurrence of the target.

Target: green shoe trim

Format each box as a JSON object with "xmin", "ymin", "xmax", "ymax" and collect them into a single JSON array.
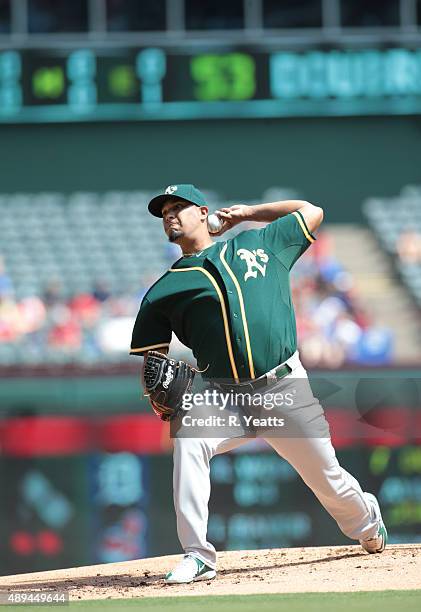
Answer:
[
  {"xmin": 195, "ymin": 558, "xmax": 212, "ymax": 576},
  {"xmin": 379, "ymin": 524, "xmax": 388, "ymax": 546}
]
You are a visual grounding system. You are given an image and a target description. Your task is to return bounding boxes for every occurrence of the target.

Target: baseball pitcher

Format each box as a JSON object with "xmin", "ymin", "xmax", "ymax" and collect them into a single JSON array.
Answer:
[{"xmin": 130, "ymin": 184, "xmax": 387, "ymax": 584}]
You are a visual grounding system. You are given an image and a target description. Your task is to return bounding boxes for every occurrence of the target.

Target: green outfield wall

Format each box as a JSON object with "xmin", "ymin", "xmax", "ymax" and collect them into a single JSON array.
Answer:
[{"xmin": 1, "ymin": 115, "xmax": 420, "ymax": 223}]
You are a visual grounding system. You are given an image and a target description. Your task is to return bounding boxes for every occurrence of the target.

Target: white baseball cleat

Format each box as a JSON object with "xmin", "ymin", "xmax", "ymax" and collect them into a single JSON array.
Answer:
[
  {"xmin": 359, "ymin": 492, "xmax": 388, "ymax": 554},
  {"xmin": 165, "ymin": 554, "xmax": 216, "ymax": 584}
]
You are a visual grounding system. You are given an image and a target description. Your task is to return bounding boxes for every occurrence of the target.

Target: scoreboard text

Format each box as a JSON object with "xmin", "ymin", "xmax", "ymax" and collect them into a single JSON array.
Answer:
[{"xmin": 1, "ymin": 47, "xmax": 421, "ymax": 122}]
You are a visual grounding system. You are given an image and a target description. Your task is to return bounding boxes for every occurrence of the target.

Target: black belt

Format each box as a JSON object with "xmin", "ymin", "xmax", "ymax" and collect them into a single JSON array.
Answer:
[{"xmin": 212, "ymin": 362, "xmax": 292, "ymax": 394}]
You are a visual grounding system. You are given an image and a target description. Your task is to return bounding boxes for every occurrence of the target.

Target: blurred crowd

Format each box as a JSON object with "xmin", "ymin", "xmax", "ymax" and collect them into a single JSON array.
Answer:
[
  {"xmin": 395, "ymin": 229, "xmax": 421, "ymax": 265},
  {"xmin": 292, "ymin": 233, "xmax": 392, "ymax": 367},
  {"xmin": 0, "ymin": 231, "xmax": 392, "ymax": 368},
  {"xmin": 0, "ymin": 256, "xmax": 148, "ymax": 364}
]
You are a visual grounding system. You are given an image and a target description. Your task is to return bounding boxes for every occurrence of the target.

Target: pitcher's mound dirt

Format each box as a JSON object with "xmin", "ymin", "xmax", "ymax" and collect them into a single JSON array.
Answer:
[{"xmin": 0, "ymin": 544, "xmax": 420, "ymax": 601}]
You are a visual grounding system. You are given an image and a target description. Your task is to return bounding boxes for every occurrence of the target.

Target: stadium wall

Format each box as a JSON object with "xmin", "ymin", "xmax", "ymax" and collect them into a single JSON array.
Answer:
[{"xmin": 1, "ymin": 115, "xmax": 421, "ymax": 222}]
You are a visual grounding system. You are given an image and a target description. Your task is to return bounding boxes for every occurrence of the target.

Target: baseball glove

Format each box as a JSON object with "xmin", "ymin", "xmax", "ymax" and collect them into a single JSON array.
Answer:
[{"xmin": 143, "ymin": 351, "xmax": 196, "ymax": 421}]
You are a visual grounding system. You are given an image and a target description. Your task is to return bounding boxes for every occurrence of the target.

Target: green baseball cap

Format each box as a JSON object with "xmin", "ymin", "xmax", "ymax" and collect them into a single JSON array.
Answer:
[{"xmin": 148, "ymin": 184, "xmax": 207, "ymax": 217}]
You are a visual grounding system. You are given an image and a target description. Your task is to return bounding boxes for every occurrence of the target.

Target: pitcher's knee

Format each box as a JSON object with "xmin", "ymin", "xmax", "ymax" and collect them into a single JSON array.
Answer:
[{"xmin": 303, "ymin": 469, "xmax": 358, "ymax": 508}]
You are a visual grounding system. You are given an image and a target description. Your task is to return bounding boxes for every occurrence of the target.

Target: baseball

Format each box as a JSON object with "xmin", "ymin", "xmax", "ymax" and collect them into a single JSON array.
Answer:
[{"xmin": 207, "ymin": 212, "xmax": 223, "ymax": 234}]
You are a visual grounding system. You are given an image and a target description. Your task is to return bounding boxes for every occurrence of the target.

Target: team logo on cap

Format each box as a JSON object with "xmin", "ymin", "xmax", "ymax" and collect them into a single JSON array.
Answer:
[{"xmin": 165, "ymin": 185, "xmax": 178, "ymax": 194}]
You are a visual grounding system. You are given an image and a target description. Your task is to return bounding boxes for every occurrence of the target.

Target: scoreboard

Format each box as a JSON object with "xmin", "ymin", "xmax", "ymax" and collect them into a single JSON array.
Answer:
[
  {"xmin": 209, "ymin": 445, "xmax": 421, "ymax": 551},
  {"xmin": 1, "ymin": 46, "xmax": 421, "ymax": 122},
  {"xmin": 1, "ymin": 444, "xmax": 420, "ymax": 574}
]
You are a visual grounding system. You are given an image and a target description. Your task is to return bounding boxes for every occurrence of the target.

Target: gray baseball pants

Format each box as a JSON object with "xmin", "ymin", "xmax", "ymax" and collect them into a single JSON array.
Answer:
[{"xmin": 172, "ymin": 350, "xmax": 380, "ymax": 568}]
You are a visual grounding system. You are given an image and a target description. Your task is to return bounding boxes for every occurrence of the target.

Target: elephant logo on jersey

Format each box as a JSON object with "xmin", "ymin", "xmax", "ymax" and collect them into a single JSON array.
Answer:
[
  {"xmin": 237, "ymin": 248, "xmax": 269, "ymax": 281},
  {"xmin": 165, "ymin": 185, "xmax": 178, "ymax": 195}
]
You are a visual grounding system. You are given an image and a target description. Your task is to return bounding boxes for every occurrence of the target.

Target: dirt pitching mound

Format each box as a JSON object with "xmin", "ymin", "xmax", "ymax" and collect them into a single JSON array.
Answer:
[{"xmin": 0, "ymin": 544, "xmax": 420, "ymax": 601}]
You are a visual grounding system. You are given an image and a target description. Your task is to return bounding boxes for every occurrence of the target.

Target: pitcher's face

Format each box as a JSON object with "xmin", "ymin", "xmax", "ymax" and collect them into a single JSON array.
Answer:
[{"xmin": 162, "ymin": 200, "xmax": 207, "ymax": 243}]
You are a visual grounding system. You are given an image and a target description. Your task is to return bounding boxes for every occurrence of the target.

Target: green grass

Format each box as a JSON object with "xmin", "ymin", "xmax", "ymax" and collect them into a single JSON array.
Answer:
[{"xmin": 3, "ymin": 590, "xmax": 420, "ymax": 612}]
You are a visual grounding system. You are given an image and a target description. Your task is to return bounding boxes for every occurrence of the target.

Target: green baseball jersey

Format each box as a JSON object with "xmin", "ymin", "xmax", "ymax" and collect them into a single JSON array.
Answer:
[{"xmin": 130, "ymin": 211, "xmax": 315, "ymax": 381}]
